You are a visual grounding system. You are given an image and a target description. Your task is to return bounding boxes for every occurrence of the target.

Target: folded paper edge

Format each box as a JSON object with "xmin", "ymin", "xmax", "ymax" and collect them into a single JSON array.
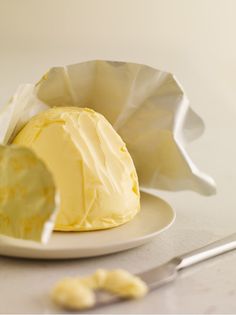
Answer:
[
  {"xmin": 0, "ymin": 61, "xmax": 216, "ymax": 198},
  {"xmin": 171, "ymin": 89, "xmax": 216, "ymax": 196}
]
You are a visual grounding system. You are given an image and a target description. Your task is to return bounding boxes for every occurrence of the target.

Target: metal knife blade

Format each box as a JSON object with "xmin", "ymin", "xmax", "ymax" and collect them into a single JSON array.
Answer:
[
  {"xmin": 138, "ymin": 258, "xmax": 180, "ymax": 290},
  {"xmin": 95, "ymin": 258, "xmax": 180, "ymax": 309},
  {"xmin": 95, "ymin": 233, "xmax": 236, "ymax": 309}
]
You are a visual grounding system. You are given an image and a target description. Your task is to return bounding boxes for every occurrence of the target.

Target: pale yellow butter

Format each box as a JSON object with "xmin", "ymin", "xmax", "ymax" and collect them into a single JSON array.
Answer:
[
  {"xmin": 13, "ymin": 107, "xmax": 140, "ymax": 231},
  {"xmin": 51, "ymin": 278, "xmax": 95, "ymax": 310},
  {"xmin": 51, "ymin": 269, "xmax": 148, "ymax": 310},
  {"xmin": 101, "ymin": 269, "xmax": 148, "ymax": 298},
  {"xmin": 81, "ymin": 268, "xmax": 148, "ymax": 298}
]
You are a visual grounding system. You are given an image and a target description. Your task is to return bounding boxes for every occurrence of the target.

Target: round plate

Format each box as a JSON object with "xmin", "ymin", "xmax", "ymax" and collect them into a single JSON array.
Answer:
[{"xmin": 0, "ymin": 192, "xmax": 175, "ymax": 259}]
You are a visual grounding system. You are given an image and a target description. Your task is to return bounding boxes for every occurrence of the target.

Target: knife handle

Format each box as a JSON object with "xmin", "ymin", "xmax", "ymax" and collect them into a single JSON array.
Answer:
[{"xmin": 175, "ymin": 233, "xmax": 236, "ymax": 270}]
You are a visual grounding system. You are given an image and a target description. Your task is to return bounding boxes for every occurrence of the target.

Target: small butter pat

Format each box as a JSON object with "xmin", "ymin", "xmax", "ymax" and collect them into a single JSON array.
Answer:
[
  {"xmin": 51, "ymin": 269, "xmax": 148, "ymax": 310},
  {"xmin": 13, "ymin": 107, "xmax": 140, "ymax": 231},
  {"xmin": 81, "ymin": 269, "xmax": 148, "ymax": 298},
  {"xmin": 102, "ymin": 269, "xmax": 148, "ymax": 298},
  {"xmin": 0, "ymin": 145, "xmax": 57, "ymax": 242},
  {"xmin": 51, "ymin": 278, "xmax": 95, "ymax": 310}
]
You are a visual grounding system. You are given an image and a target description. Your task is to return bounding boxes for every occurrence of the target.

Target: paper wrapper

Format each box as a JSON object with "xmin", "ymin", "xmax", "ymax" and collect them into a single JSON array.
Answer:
[
  {"xmin": 0, "ymin": 60, "xmax": 216, "ymax": 197},
  {"xmin": 0, "ymin": 145, "xmax": 58, "ymax": 243}
]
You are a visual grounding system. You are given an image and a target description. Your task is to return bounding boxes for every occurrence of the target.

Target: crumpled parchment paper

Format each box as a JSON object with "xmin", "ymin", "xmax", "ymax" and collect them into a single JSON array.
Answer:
[{"xmin": 0, "ymin": 60, "xmax": 215, "ymax": 197}]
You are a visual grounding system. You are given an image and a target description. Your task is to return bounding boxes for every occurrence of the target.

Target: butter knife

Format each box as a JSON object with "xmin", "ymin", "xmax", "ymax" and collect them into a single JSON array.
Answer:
[{"xmin": 96, "ymin": 233, "xmax": 236, "ymax": 308}]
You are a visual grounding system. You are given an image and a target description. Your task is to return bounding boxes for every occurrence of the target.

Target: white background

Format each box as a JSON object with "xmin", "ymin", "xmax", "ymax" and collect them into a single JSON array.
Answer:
[{"xmin": 0, "ymin": 0, "xmax": 236, "ymax": 313}]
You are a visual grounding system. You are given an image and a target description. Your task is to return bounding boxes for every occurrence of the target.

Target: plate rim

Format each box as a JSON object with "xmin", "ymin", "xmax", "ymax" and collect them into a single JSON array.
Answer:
[{"xmin": 0, "ymin": 192, "xmax": 176, "ymax": 259}]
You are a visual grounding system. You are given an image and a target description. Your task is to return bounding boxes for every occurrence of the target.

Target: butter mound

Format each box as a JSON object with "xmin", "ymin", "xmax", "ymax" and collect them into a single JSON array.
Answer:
[
  {"xmin": 0, "ymin": 145, "xmax": 57, "ymax": 242},
  {"xmin": 13, "ymin": 107, "xmax": 140, "ymax": 231},
  {"xmin": 51, "ymin": 269, "xmax": 148, "ymax": 310}
]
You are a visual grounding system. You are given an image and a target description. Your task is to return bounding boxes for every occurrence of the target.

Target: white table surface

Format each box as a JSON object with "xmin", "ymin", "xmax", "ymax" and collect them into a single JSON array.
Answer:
[{"xmin": 1, "ymin": 0, "xmax": 236, "ymax": 313}]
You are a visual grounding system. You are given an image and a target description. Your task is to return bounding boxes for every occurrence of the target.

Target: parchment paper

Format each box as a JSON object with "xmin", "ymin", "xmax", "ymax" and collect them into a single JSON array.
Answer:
[{"xmin": 0, "ymin": 60, "xmax": 216, "ymax": 196}]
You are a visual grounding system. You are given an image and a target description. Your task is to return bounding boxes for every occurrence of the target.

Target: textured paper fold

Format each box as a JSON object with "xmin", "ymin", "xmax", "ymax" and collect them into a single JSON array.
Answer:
[
  {"xmin": 0, "ymin": 145, "xmax": 58, "ymax": 243},
  {"xmin": 0, "ymin": 60, "xmax": 216, "ymax": 197}
]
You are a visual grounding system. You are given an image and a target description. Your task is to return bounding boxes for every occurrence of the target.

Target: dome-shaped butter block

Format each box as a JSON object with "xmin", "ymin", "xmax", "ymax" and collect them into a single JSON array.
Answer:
[{"xmin": 13, "ymin": 107, "xmax": 140, "ymax": 231}]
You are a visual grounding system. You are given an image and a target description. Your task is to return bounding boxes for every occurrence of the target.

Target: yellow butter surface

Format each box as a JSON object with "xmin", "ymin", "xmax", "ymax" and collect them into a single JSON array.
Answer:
[
  {"xmin": 0, "ymin": 145, "xmax": 57, "ymax": 242},
  {"xmin": 99, "ymin": 269, "xmax": 148, "ymax": 298},
  {"xmin": 51, "ymin": 269, "xmax": 148, "ymax": 310},
  {"xmin": 81, "ymin": 268, "xmax": 148, "ymax": 298},
  {"xmin": 51, "ymin": 277, "xmax": 95, "ymax": 310},
  {"xmin": 13, "ymin": 107, "xmax": 140, "ymax": 231}
]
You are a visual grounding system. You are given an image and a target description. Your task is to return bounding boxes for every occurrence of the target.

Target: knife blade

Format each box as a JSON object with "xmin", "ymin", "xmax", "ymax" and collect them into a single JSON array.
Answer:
[
  {"xmin": 95, "ymin": 233, "xmax": 236, "ymax": 309},
  {"xmin": 95, "ymin": 258, "xmax": 180, "ymax": 308},
  {"xmin": 138, "ymin": 258, "xmax": 180, "ymax": 290}
]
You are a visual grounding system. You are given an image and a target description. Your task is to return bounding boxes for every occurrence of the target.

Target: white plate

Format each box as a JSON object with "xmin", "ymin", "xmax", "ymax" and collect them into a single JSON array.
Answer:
[{"xmin": 0, "ymin": 192, "xmax": 175, "ymax": 259}]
